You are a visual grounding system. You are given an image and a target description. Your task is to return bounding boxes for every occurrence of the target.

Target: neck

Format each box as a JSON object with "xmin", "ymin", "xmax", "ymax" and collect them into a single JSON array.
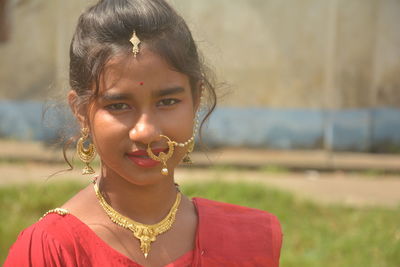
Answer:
[{"xmin": 96, "ymin": 171, "xmax": 179, "ymax": 225}]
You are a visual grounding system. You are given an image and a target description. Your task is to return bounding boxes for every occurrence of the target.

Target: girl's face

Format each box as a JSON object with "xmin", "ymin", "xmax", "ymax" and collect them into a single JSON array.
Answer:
[{"xmin": 82, "ymin": 49, "xmax": 198, "ymax": 185}]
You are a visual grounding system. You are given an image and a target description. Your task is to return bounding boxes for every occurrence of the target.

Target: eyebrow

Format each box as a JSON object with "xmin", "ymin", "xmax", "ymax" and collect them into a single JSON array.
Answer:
[
  {"xmin": 152, "ymin": 86, "xmax": 185, "ymax": 98},
  {"xmin": 100, "ymin": 92, "xmax": 132, "ymax": 102},
  {"xmin": 100, "ymin": 86, "xmax": 186, "ymax": 101}
]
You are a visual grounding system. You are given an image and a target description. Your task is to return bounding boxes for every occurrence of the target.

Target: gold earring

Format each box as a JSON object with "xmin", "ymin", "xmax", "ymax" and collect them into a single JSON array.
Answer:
[
  {"xmin": 77, "ymin": 128, "xmax": 96, "ymax": 175},
  {"xmin": 147, "ymin": 135, "xmax": 175, "ymax": 176},
  {"xmin": 177, "ymin": 87, "xmax": 203, "ymax": 165},
  {"xmin": 182, "ymin": 139, "xmax": 194, "ymax": 164}
]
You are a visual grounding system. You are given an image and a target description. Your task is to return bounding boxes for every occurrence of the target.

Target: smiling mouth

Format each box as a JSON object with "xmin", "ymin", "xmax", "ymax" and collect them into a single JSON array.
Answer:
[
  {"xmin": 136, "ymin": 155, "xmax": 149, "ymax": 158},
  {"xmin": 127, "ymin": 148, "xmax": 167, "ymax": 157},
  {"xmin": 126, "ymin": 148, "xmax": 168, "ymax": 168}
]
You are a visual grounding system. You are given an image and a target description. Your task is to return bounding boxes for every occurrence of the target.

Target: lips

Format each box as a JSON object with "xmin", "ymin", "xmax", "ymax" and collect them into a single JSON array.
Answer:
[{"xmin": 126, "ymin": 148, "xmax": 167, "ymax": 168}]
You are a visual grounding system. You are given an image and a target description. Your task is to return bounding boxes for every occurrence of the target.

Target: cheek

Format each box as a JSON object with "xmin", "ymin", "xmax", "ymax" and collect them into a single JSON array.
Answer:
[
  {"xmin": 93, "ymin": 109, "xmax": 121, "ymax": 123},
  {"xmin": 90, "ymin": 111, "xmax": 128, "ymax": 150},
  {"xmin": 166, "ymin": 103, "xmax": 195, "ymax": 135}
]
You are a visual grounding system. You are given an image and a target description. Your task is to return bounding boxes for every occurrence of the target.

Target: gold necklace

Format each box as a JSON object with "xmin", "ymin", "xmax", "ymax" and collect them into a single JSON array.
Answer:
[{"xmin": 93, "ymin": 182, "xmax": 181, "ymax": 259}]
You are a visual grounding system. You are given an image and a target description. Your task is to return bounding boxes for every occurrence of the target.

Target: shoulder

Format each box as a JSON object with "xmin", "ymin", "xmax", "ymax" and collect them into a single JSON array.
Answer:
[
  {"xmin": 193, "ymin": 198, "xmax": 283, "ymax": 266},
  {"xmin": 4, "ymin": 212, "xmax": 79, "ymax": 267},
  {"xmin": 33, "ymin": 210, "xmax": 79, "ymax": 246},
  {"xmin": 17, "ymin": 211, "xmax": 76, "ymax": 247},
  {"xmin": 194, "ymin": 197, "xmax": 280, "ymax": 224}
]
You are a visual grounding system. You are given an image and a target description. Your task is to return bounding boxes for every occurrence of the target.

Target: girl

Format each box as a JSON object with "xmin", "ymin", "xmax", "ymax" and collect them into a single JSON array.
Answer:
[{"xmin": 4, "ymin": 0, "xmax": 282, "ymax": 266}]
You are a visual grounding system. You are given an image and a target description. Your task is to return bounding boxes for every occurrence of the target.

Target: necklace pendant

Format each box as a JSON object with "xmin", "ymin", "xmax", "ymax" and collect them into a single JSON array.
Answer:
[{"xmin": 137, "ymin": 231, "xmax": 156, "ymax": 258}]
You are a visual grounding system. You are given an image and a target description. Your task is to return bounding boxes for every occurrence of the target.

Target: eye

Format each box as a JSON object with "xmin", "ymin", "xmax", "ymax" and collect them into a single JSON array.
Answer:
[
  {"xmin": 157, "ymin": 98, "xmax": 181, "ymax": 107},
  {"xmin": 105, "ymin": 103, "xmax": 130, "ymax": 110}
]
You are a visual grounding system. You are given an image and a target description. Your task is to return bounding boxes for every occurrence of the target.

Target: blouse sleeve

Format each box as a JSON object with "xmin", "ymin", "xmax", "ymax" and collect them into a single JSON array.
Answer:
[
  {"xmin": 270, "ymin": 214, "xmax": 283, "ymax": 266},
  {"xmin": 4, "ymin": 224, "xmax": 76, "ymax": 267}
]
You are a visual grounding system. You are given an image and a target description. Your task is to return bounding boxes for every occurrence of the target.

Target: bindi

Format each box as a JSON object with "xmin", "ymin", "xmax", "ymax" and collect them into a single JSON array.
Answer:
[{"xmin": 139, "ymin": 82, "xmax": 144, "ymax": 86}]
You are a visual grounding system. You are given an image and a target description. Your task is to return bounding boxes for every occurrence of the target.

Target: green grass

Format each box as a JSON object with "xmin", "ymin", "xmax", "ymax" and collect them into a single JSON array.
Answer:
[
  {"xmin": 1, "ymin": 180, "xmax": 399, "ymax": 266},
  {"xmin": 260, "ymin": 164, "xmax": 290, "ymax": 174}
]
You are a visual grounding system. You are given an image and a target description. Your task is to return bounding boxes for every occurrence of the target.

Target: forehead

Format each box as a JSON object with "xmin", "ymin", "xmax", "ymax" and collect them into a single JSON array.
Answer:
[{"xmin": 100, "ymin": 49, "xmax": 190, "ymax": 92}]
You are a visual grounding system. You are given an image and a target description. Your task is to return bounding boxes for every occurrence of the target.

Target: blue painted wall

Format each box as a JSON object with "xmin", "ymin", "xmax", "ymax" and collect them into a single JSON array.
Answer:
[{"xmin": 1, "ymin": 101, "xmax": 400, "ymax": 152}]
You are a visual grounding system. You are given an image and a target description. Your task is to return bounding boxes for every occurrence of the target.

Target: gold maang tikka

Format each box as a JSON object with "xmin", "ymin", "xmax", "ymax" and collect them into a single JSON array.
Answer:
[
  {"xmin": 76, "ymin": 127, "xmax": 96, "ymax": 175},
  {"xmin": 130, "ymin": 30, "xmax": 141, "ymax": 57},
  {"xmin": 146, "ymin": 87, "xmax": 204, "ymax": 175}
]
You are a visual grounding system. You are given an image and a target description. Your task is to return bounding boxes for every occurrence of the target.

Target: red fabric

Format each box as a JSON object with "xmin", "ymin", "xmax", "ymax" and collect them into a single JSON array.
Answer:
[
  {"xmin": 192, "ymin": 198, "xmax": 282, "ymax": 267},
  {"xmin": 4, "ymin": 198, "xmax": 282, "ymax": 267}
]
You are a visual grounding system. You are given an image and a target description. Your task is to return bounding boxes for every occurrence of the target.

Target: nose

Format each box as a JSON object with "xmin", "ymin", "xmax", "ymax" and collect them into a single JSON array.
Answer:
[{"xmin": 129, "ymin": 112, "xmax": 161, "ymax": 145}]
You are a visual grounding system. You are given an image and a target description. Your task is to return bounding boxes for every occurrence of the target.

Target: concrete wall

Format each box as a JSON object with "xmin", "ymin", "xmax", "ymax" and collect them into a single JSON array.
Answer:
[
  {"xmin": 173, "ymin": 0, "xmax": 400, "ymax": 108},
  {"xmin": 1, "ymin": 0, "xmax": 400, "ymax": 108},
  {"xmin": 1, "ymin": 0, "xmax": 400, "ymax": 151},
  {"xmin": 0, "ymin": 0, "xmax": 10, "ymax": 42},
  {"xmin": 1, "ymin": 100, "xmax": 400, "ymax": 152},
  {"xmin": 0, "ymin": 0, "xmax": 91, "ymax": 100},
  {"xmin": 0, "ymin": 0, "xmax": 56, "ymax": 99}
]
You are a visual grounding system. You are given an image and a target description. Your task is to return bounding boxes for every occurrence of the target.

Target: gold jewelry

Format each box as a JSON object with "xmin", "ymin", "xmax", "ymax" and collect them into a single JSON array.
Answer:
[
  {"xmin": 40, "ymin": 208, "xmax": 69, "ymax": 220},
  {"xmin": 147, "ymin": 135, "xmax": 175, "ymax": 176},
  {"xmin": 93, "ymin": 182, "xmax": 181, "ymax": 258},
  {"xmin": 175, "ymin": 86, "xmax": 204, "ymax": 164},
  {"xmin": 181, "ymin": 138, "xmax": 195, "ymax": 164},
  {"xmin": 77, "ymin": 128, "xmax": 96, "ymax": 175},
  {"xmin": 130, "ymin": 30, "xmax": 141, "ymax": 57},
  {"xmin": 146, "ymin": 87, "xmax": 204, "ymax": 173}
]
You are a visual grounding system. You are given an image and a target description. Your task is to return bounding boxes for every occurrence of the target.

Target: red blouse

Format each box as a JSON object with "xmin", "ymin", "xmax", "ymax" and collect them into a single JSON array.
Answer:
[{"xmin": 4, "ymin": 198, "xmax": 282, "ymax": 266}]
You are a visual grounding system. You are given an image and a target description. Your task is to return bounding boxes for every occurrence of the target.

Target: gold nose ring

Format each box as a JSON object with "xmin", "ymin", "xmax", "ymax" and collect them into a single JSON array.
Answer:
[{"xmin": 146, "ymin": 135, "xmax": 175, "ymax": 175}]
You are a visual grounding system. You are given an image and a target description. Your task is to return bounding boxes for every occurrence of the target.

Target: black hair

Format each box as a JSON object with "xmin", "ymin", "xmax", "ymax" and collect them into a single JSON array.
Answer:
[
  {"xmin": 63, "ymin": 0, "xmax": 217, "ymax": 172},
  {"xmin": 63, "ymin": 0, "xmax": 217, "ymax": 169},
  {"xmin": 69, "ymin": 0, "xmax": 216, "ymax": 124}
]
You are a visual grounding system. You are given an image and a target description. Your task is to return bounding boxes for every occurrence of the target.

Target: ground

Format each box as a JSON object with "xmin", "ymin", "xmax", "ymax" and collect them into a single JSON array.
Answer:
[{"xmin": 1, "ymin": 140, "xmax": 399, "ymax": 208}]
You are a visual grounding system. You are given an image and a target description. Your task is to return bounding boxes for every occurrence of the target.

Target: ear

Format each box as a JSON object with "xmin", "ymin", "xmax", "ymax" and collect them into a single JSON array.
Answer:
[
  {"xmin": 193, "ymin": 81, "xmax": 203, "ymax": 114},
  {"xmin": 68, "ymin": 90, "xmax": 86, "ymax": 128}
]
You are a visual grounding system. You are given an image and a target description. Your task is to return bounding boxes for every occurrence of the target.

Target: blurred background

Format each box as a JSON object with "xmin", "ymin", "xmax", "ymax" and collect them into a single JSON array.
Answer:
[{"xmin": 0, "ymin": 0, "xmax": 399, "ymax": 266}]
